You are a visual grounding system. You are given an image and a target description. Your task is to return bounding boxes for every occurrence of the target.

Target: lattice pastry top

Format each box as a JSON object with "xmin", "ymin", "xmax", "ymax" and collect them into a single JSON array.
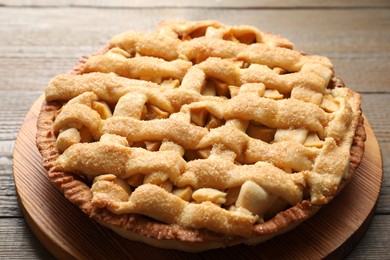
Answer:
[{"xmin": 37, "ymin": 20, "xmax": 365, "ymax": 251}]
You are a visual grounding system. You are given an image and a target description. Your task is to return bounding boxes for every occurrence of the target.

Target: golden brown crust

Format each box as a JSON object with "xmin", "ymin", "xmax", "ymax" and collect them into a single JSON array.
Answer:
[{"xmin": 36, "ymin": 20, "xmax": 366, "ymax": 251}]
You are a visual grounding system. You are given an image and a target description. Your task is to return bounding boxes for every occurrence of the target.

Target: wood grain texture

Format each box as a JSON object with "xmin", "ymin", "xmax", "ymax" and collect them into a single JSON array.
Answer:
[
  {"xmin": 347, "ymin": 215, "xmax": 390, "ymax": 259},
  {"xmin": 0, "ymin": 165, "xmax": 20, "ymax": 217},
  {"xmin": 0, "ymin": 8, "xmax": 389, "ymax": 93},
  {"xmin": 1, "ymin": 215, "xmax": 389, "ymax": 260},
  {"xmin": 0, "ymin": 0, "xmax": 389, "ymax": 8},
  {"xmin": 1, "ymin": 2, "xmax": 389, "ymax": 259},
  {"xmin": 12, "ymin": 95, "xmax": 382, "ymax": 259},
  {"xmin": 0, "ymin": 218, "xmax": 54, "ymax": 260}
]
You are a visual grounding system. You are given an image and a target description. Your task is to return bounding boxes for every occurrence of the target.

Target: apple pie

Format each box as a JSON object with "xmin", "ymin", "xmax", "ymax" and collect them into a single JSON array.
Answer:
[{"xmin": 36, "ymin": 20, "xmax": 366, "ymax": 252}]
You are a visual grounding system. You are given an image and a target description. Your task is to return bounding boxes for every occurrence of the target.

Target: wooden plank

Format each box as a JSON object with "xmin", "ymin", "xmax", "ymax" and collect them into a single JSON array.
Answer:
[
  {"xmin": 0, "ymin": 0, "xmax": 389, "ymax": 8},
  {"xmin": 331, "ymin": 57, "xmax": 390, "ymax": 94},
  {"xmin": 374, "ymin": 141, "xmax": 390, "ymax": 214},
  {"xmin": 0, "ymin": 3, "xmax": 388, "ymax": 259},
  {"xmin": 0, "ymin": 8, "xmax": 389, "ymax": 93},
  {"xmin": 0, "ymin": 91, "xmax": 41, "ymax": 218},
  {"xmin": 362, "ymin": 94, "xmax": 390, "ymax": 143},
  {"xmin": 2, "ymin": 55, "xmax": 388, "ymax": 93},
  {"xmin": 0, "ymin": 215, "xmax": 388, "ymax": 260},
  {"xmin": 0, "ymin": 218, "xmax": 55, "ymax": 259},
  {"xmin": 362, "ymin": 93, "xmax": 390, "ymax": 215},
  {"xmin": 0, "ymin": 91, "xmax": 41, "ymax": 140},
  {"xmin": 1, "ymin": 8, "xmax": 388, "ymax": 52},
  {"xmin": 347, "ymin": 215, "xmax": 390, "ymax": 259},
  {"xmin": 0, "ymin": 163, "xmax": 20, "ymax": 217}
]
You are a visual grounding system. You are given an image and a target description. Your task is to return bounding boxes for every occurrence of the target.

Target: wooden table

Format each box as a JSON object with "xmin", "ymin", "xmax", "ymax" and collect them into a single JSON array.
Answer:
[{"xmin": 1, "ymin": 1, "xmax": 389, "ymax": 259}]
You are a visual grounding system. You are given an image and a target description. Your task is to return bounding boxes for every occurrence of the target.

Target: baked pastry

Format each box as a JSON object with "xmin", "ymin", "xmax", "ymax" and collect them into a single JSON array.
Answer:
[{"xmin": 36, "ymin": 20, "xmax": 366, "ymax": 252}]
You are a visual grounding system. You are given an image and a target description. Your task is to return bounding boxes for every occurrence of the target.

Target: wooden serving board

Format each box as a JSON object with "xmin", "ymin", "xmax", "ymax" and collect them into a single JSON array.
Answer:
[{"xmin": 13, "ymin": 95, "xmax": 383, "ymax": 260}]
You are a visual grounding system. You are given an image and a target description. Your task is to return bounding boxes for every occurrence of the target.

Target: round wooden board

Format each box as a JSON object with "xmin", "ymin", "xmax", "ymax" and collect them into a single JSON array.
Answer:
[{"xmin": 13, "ymin": 95, "xmax": 383, "ymax": 260}]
